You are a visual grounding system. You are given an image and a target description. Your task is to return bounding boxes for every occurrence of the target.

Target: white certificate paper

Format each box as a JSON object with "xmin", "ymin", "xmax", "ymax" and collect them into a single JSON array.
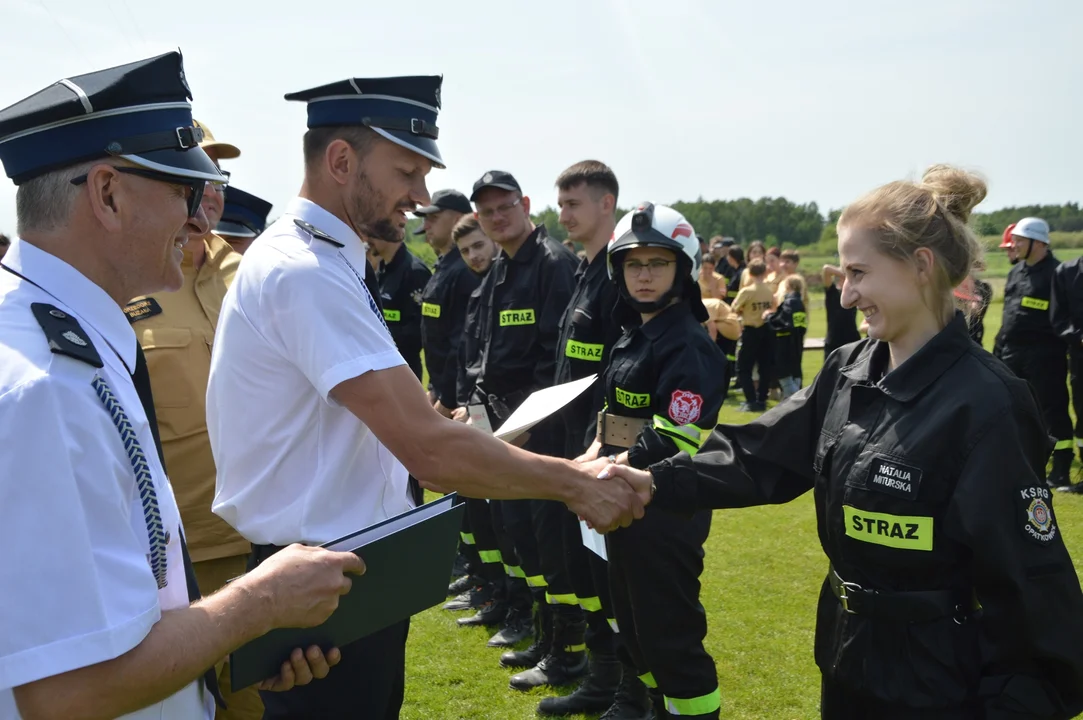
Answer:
[{"xmin": 493, "ymin": 375, "xmax": 598, "ymax": 443}]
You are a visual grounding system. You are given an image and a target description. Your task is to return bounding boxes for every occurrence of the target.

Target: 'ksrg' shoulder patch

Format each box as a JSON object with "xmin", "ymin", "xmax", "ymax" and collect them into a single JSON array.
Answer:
[
  {"xmin": 864, "ymin": 456, "xmax": 922, "ymax": 501},
  {"xmin": 124, "ymin": 297, "xmax": 163, "ymax": 324},
  {"xmin": 1019, "ymin": 485, "xmax": 1058, "ymax": 545},
  {"xmin": 31, "ymin": 303, "xmax": 103, "ymax": 368}
]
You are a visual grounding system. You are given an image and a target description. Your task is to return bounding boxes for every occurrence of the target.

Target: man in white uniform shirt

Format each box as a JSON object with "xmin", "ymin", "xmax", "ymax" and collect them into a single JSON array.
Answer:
[
  {"xmin": 207, "ymin": 75, "xmax": 651, "ymax": 718},
  {"xmin": 0, "ymin": 52, "xmax": 364, "ymax": 720}
]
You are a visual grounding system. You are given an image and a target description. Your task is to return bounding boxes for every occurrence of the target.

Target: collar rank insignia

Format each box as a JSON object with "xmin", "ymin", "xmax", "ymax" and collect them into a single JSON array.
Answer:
[
  {"xmin": 295, "ymin": 219, "xmax": 344, "ymax": 248},
  {"xmin": 31, "ymin": 303, "xmax": 103, "ymax": 368}
]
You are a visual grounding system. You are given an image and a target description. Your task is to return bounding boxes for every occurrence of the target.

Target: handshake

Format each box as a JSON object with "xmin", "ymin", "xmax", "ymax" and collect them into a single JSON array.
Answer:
[{"xmin": 564, "ymin": 456, "xmax": 655, "ymax": 533}]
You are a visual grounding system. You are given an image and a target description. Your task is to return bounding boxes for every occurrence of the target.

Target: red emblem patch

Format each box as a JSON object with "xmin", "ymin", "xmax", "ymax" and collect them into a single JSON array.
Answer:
[{"xmin": 669, "ymin": 390, "xmax": 703, "ymax": 425}]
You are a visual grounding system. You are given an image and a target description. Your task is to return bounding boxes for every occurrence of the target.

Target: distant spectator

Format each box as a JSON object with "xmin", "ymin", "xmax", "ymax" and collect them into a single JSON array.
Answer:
[
  {"xmin": 0, "ymin": 233, "xmax": 9, "ymax": 261},
  {"xmin": 775, "ymin": 249, "xmax": 809, "ymax": 311},
  {"xmin": 739, "ymin": 240, "xmax": 767, "ymax": 289},
  {"xmin": 767, "ymin": 275, "xmax": 808, "ymax": 398},
  {"xmin": 765, "ymin": 246, "xmax": 782, "ymax": 293},
  {"xmin": 724, "ymin": 245, "xmax": 745, "ymax": 301},
  {"xmin": 698, "ymin": 254, "xmax": 726, "ymax": 300},
  {"xmin": 821, "ymin": 264, "xmax": 860, "ymax": 357}
]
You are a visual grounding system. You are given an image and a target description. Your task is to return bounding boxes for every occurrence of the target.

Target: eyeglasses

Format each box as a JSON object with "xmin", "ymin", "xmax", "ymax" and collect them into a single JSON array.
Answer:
[
  {"xmin": 623, "ymin": 259, "xmax": 675, "ymax": 277},
  {"xmin": 477, "ymin": 197, "xmax": 522, "ymax": 221},
  {"xmin": 71, "ymin": 166, "xmax": 206, "ymax": 218},
  {"xmin": 208, "ymin": 169, "xmax": 230, "ymax": 194}
]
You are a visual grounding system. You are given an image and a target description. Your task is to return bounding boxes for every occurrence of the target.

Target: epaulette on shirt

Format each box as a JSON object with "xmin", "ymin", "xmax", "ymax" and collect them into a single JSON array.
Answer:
[
  {"xmin": 31, "ymin": 303, "xmax": 103, "ymax": 368},
  {"xmin": 294, "ymin": 219, "xmax": 343, "ymax": 247}
]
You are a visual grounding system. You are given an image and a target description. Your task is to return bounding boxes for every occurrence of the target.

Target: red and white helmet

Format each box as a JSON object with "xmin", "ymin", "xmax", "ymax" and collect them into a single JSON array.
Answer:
[{"xmin": 607, "ymin": 203, "xmax": 701, "ymax": 281}]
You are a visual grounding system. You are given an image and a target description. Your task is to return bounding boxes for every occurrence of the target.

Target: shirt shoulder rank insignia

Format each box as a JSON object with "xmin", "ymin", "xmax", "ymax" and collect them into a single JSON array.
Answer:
[
  {"xmin": 123, "ymin": 297, "xmax": 163, "ymax": 324},
  {"xmin": 30, "ymin": 303, "xmax": 103, "ymax": 368},
  {"xmin": 294, "ymin": 218, "xmax": 344, "ymax": 247},
  {"xmin": 1019, "ymin": 485, "xmax": 1058, "ymax": 545}
]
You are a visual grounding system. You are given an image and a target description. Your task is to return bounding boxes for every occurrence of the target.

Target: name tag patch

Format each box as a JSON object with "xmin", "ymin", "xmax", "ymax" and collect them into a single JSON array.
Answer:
[
  {"xmin": 864, "ymin": 456, "xmax": 922, "ymax": 501},
  {"xmin": 383, "ymin": 309, "xmax": 401, "ymax": 322},
  {"xmin": 422, "ymin": 302, "xmax": 441, "ymax": 318},
  {"xmin": 124, "ymin": 297, "xmax": 163, "ymax": 323},
  {"xmin": 843, "ymin": 506, "xmax": 933, "ymax": 551},
  {"xmin": 500, "ymin": 309, "xmax": 536, "ymax": 326},
  {"xmin": 615, "ymin": 387, "xmax": 650, "ymax": 409},
  {"xmin": 1021, "ymin": 296, "xmax": 1050, "ymax": 311},
  {"xmin": 566, "ymin": 339, "xmax": 604, "ymax": 361},
  {"xmin": 1019, "ymin": 485, "xmax": 1058, "ymax": 545}
]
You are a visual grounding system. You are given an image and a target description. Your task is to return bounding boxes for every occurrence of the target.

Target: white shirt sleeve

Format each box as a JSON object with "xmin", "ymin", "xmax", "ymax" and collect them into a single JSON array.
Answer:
[
  {"xmin": 0, "ymin": 377, "xmax": 161, "ymax": 692},
  {"xmin": 259, "ymin": 255, "xmax": 405, "ymax": 399}
]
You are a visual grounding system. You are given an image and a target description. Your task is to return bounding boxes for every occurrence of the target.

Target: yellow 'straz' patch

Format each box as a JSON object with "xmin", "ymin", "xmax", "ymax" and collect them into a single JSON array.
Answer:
[{"xmin": 843, "ymin": 506, "xmax": 933, "ymax": 551}]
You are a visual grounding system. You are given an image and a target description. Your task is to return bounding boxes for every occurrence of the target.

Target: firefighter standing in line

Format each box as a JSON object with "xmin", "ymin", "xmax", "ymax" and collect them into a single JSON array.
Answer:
[
  {"xmin": 605, "ymin": 167, "xmax": 1083, "ymax": 720},
  {"xmin": 368, "ymin": 235, "xmax": 432, "ymax": 381},
  {"xmin": 992, "ymin": 223, "xmax": 1017, "ymax": 358},
  {"xmin": 530, "ymin": 161, "xmax": 624, "ymax": 717},
  {"xmin": 998, "ymin": 217, "xmax": 1074, "ymax": 488},
  {"xmin": 460, "ymin": 170, "xmax": 585, "ymax": 691},
  {"xmin": 580, "ymin": 203, "xmax": 725, "ymax": 720},
  {"xmin": 1051, "ymin": 243, "xmax": 1083, "ymax": 494}
]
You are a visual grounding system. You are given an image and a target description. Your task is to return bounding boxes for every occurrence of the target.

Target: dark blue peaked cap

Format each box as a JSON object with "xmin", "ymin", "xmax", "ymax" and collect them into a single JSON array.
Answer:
[
  {"xmin": 216, "ymin": 186, "xmax": 273, "ymax": 238},
  {"xmin": 284, "ymin": 76, "xmax": 445, "ymax": 169},
  {"xmin": 0, "ymin": 51, "xmax": 222, "ymax": 185}
]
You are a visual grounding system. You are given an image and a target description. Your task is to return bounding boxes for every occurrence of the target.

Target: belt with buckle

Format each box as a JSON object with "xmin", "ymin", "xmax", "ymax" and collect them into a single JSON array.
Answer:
[
  {"xmin": 828, "ymin": 565, "xmax": 977, "ymax": 624},
  {"xmin": 597, "ymin": 412, "xmax": 648, "ymax": 449}
]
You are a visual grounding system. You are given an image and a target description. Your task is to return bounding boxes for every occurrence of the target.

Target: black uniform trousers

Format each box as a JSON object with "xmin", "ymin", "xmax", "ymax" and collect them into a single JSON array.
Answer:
[
  {"xmin": 819, "ymin": 678, "xmax": 977, "ymax": 720},
  {"xmin": 606, "ymin": 507, "xmax": 718, "ymax": 717},
  {"xmin": 715, "ymin": 336, "xmax": 737, "ymax": 399},
  {"xmin": 1070, "ymin": 345, "xmax": 1083, "ymax": 456},
  {"xmin": 561, "ymin": 507, "xmax": 616, "ymax": 654},
  {"xmin": 1002, "ymin": 343, "xmax": 1073, "ymax": 452},
  {"xmin": 464, "ymin": 497, "xmax": 504, "ymax": 584},
  {"xmin": 738, "ymin": 324, "xmax": 774, "ymax": 405},
  {"xmin": 247, "ymin": 544, "xmax": 407, "ymax": 720}
]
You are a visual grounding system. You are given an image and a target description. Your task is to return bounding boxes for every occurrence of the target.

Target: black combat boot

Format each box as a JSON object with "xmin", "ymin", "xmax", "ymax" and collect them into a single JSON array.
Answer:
[
  {"xmin": 457, "ymin": 582, "xmax": 507, "ymax": 626},
  {"xmin": 1047, "ymin": 449, "xmax": 1073, "ymax": 489},
  {"xmin": 597, "ymin": 664, "xmax": 654, "ymax": 720},
  {"xmin": 447, "ymin": 573, "xmax": 480, "ymax": 597},
  {"xmin": 443, "ymin": 580, "xmax": 490, "ymax": 611},
  {"xmin": 509, "ymin": 612, "xmax": 588, "ymax": 691},
  {"xmin": 488, "ymin": 601, "xmax": 534, "ymax": 647},
  {"xmin": 536, "ymin": 650, "xmax": 621, "ymax": 716},
  {"xmin": 501, "ymin": 603, "xmax": 551, "ymax": 669}
]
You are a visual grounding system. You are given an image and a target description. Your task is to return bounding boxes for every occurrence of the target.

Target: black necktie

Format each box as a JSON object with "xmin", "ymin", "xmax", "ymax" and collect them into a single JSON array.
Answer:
[{"xmin": 132, "ymin": 344, "xmax": 227, "ymax": 709}]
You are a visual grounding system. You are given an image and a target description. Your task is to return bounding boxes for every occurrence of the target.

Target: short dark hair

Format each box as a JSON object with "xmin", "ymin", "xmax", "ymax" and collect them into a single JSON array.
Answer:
[
  {"xmin": 0, "ymin": 233, "xmax": 9, "ymax": 246},
  {"xmin": 728, "ymin": 246, "xmax": 745, "ymax": 264},
  {"xmin": 555, "ymin": 160, "xmax": 619, "ymax": 203},
  {"xmin": 452, "ymin": 215, "xmax": 481, "ymax": 243},
  {"xmin": 748, "ymin": 259, "xmax": 767, "ymax": 277},
  {"xmin": 781, "ymin": 249, "xmax": 800, "ymax": 263},
  {"xmin": 302, "ymin": 125, "xmax": 378, "ymax": 169}
]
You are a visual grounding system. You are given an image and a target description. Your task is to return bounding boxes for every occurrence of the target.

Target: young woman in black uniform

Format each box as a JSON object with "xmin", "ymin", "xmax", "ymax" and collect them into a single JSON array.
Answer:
[
  {"xmin": 580, "ymin": 203, "xmax": 727, "ymax": 720},
  {"xmin": 603, "ymin": 167, "xmax": 1083, "ymax": 719}
]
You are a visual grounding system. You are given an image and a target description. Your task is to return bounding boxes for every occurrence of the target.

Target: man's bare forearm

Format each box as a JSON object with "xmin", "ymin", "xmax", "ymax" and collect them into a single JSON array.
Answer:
[{"xmin": 15, "ymin": 580, "xmax": 271, "ymax": 720}]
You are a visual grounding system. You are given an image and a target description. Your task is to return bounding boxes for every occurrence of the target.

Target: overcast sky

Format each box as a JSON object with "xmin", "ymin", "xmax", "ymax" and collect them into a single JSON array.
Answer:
[{"xmin": 1, "ymin": 0, "xmax": 1080, "ymax": 235}]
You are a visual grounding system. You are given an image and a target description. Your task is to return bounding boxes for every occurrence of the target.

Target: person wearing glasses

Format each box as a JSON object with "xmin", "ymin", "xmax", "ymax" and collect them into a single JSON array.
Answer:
[
  {"xmin": 123, "ymin": 118, "xmax": 266, "ymax": 719},
  {"xmin": 0, "ymin": 52, "xmax": 362, "ymax": 720},
  {"xmin": 462, "ymin": 170, "xmax": 586, "ymax": 692},
  {"xmin": 577, "ymin": 203, "xmax": 725, "ymax": 720}
]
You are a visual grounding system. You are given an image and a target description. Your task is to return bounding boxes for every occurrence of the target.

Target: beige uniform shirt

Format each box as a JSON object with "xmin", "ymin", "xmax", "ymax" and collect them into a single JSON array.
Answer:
[
  {"xmin": 126, "ymin": 234, "xmax": 248, "ymax": 563},
  {"xmin": 732, "ymin": 281, "xmax": 776, "ymax": 328},
  {"xmin": 702, "ymin": 298, "xmax": 742, "ymax": 341}
]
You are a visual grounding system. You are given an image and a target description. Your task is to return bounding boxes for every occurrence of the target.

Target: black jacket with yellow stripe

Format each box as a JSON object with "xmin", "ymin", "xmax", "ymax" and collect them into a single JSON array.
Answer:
[
  {"xmin": 554, "ymin": 252, "xmax": 622, "ymax": 458},
  {"xmin": 421, "ymin": 248, "xmax": 479, "ymax": 408},
  {"xmin": 649, "ymin": 312, "xmax": 1083, "ymax": 718},
  {"xmin": 998, "ymin": 252, "xmax": 1062, "ymax": 354},
  {"xmin": 602, "ymin": 302, "xmax": 726, "ymax": 469}
]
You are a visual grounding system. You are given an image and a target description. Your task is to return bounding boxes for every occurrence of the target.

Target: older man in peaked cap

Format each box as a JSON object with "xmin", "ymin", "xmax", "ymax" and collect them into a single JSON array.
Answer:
[{"xmin": 0, "ymin": 52, "xmax": 362, "ymax": 720}]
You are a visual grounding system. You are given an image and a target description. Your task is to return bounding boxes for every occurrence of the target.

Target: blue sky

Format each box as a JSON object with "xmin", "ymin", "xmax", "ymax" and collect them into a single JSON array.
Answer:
[{"xmin": 1, "ymin": 0, "xmax": 1080, "ymax": 235}]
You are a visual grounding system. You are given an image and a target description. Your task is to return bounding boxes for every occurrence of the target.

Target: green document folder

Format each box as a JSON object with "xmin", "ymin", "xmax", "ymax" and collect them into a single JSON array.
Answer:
[{"xmin": 229, "ymin": 493, "xmax": 464, "ymax": 690}]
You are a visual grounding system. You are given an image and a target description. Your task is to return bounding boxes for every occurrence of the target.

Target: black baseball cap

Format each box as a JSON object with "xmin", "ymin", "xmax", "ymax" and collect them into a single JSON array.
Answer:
[
  {"xmin": 414, "ymin": 188, "xmax": 472, "ymax": 216},
  {"xmin": 470, "ymin": 170, "xmax": 521, "ymax": 201}
]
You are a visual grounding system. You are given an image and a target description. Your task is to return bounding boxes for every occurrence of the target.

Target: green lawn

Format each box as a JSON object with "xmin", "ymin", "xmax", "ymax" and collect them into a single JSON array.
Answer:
[{"xmin": 402, "ymin": 304, "xmax": 1083, "ymax": 719}]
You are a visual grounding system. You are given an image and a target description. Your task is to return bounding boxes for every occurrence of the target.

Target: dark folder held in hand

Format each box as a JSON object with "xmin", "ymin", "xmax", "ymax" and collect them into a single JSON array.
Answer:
[{"xmin": 229, "ymin": 493, "xmax": 465, "ymax": 690}]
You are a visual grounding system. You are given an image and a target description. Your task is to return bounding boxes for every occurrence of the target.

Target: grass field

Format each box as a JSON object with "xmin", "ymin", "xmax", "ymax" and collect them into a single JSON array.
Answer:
[{"xmin": 401, "ymin": 290, "xmax": 1083, "ymax": 719}]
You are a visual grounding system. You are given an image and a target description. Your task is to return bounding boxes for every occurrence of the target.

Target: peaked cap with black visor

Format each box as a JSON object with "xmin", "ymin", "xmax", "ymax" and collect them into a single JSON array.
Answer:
[
  {"xmin": 216, "ymin": 186, "xmax": 273, "ymax": 239},
  {"xmin": 607, "ymin": 202, "xmax": 708, "ymax": 322},
  {"xmin": 0, "ymin": 51, "xmax": 223, "ymax": 218},
  {"xmin": 284, "ymin": 75, "xmax": 444, "ymax": 169}
]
